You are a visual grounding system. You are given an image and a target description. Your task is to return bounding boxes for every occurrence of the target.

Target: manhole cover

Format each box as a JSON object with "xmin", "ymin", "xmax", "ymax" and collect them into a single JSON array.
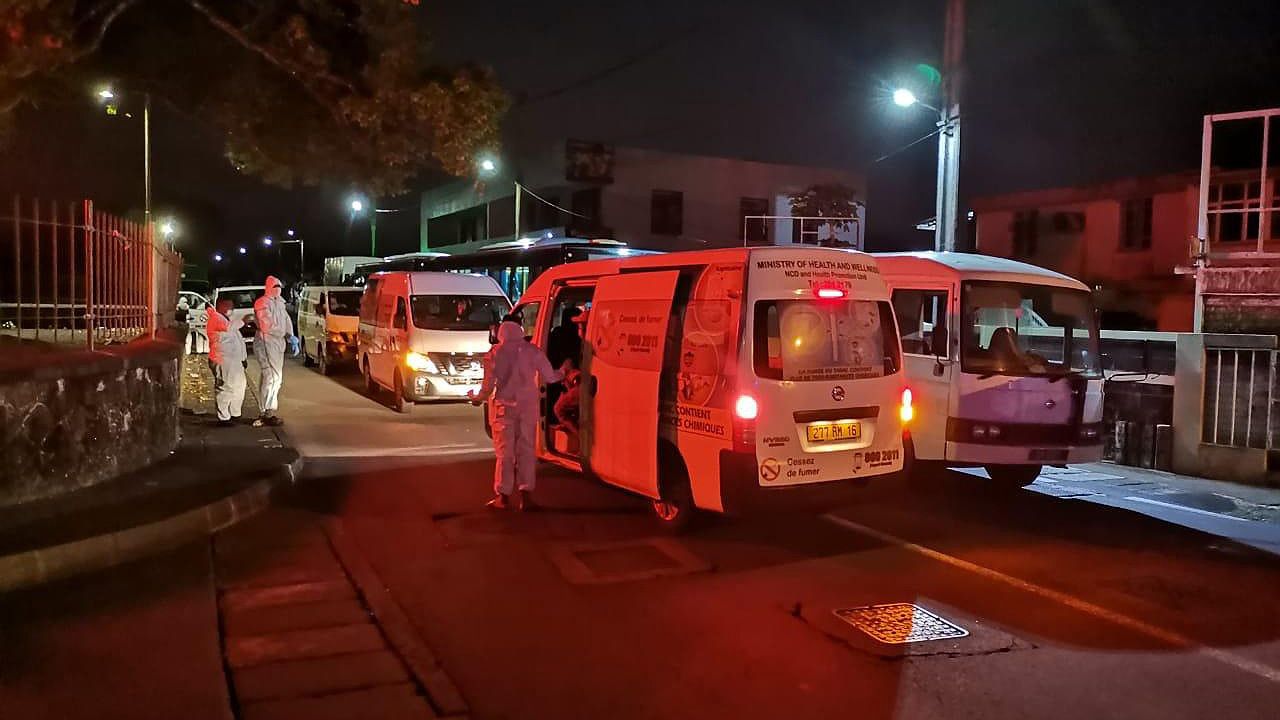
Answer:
[
  {"xmin": 832, "ymin": 603, "xmax": 968, "ymax": 644},
  {"xmin": 574, "ymin": 544, "xmax": 681, "ymax": 576},
  {"xmin": 548, "ymin": 538, "xmax": 710, "ymax": 584}
]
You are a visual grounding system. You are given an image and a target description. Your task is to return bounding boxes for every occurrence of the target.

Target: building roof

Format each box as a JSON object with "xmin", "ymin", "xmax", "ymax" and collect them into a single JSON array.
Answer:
[{"xmin": 873, "ymin": 251, "xmax": 1089, "ymax": 290}]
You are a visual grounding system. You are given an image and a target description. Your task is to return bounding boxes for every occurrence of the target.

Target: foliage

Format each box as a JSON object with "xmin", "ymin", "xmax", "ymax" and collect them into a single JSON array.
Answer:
[
  {"xmin": 788, "ymin": 183, "xmax": 860, "ymax": 244},
  {"xmin": 0, "ymin": 1, "xmax": 508, "ymax": 195}
]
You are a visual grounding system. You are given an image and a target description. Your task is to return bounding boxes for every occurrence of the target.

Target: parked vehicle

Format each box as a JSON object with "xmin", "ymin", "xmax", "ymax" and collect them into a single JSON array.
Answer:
[
  {"xmin": 357, "ymin": 271, "xmax": 511, "ymax": 411},
  {"xmin": 503, "ymin": 246, "xmax": 909, "ymax": 530},
  {"xmin": 323, "ymin": 255, "xmax": 381, "ymax": 286},
  {"xmin": 298, "ymin": 286, "xmax": 364, "ymax": 374},
  {"xmin": 875, "ymin": 252, "xmax": 1104, "ymax": 488},
  {"xmin": 212, "ymin": 285, "xmax": 265, "ymax": 345}
]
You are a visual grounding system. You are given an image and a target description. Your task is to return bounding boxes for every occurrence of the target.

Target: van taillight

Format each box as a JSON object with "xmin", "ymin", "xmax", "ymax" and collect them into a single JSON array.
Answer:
[
  {"xmin": 899, "ymin": 388, "xmax": 914, "ymax": 424},
  {"xmin": 733, "ymin": 394, "xmax": 758, "ymax": 453}
]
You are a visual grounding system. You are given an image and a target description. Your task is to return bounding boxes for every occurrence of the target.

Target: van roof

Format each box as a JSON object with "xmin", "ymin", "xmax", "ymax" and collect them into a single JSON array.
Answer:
[
  {"xmin": 368, "ymin": 270, "xmax": 507, "ymax": 296},
  {"xmin": 873, "ymin": 251, "xmax": 1089, "ymax": 291},
  {"xmin": 523, "ymin": 246, "xmax": 880, "ymax": 300}
]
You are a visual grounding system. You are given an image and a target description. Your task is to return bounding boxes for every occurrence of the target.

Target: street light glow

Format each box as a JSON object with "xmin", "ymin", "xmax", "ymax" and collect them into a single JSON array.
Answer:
[
  {"xmin": 350, "ymin": 199, "xmax": 364, "ymax": 213},
  {"xmin": 213, "ymin": 252, "xmax": 223, "ymax": 262},
  {"xmin": 892, "ymin": 88, "xmax": 918, "ymax": 108},
  {"xmin": 238, "ymin": 246, "xmax": 247, "ymax": 255},
  {"xmin": 287, "ymin": 229, "xmax": 295, "ymax": 237},
  {"xmin": 263, "ymin": 236, "xmax": 273, "ymax": 247},
  {"xmin": 96, "ymin": 87, "xmax": 116, "ymax": 101},
  {"xmin": 159, "ymin": 220, "xmax": 176, "ymax": 237}
]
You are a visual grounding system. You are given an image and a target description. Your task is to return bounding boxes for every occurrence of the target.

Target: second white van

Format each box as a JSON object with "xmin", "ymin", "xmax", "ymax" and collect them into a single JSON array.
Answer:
[{"xmin": 358, "ymin": 271, "xmax": 511, "ymax": 411}]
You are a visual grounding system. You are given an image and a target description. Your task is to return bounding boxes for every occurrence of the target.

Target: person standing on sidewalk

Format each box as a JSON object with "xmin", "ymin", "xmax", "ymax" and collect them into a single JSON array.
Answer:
[
  {"xmin": 252, "ymin": 276, "xmax": 298, "ymax": 427},
  {"xmin": 470, "ymin": 320, "xmax": 563, "ymax": 510},
  {"xmin": 206, "ymin": 298, "xmax": 248, "ymax": 427}
]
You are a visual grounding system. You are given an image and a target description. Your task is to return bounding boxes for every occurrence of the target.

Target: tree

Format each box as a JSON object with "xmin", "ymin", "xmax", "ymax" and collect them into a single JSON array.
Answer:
[
  {"xmin": 787, "ymin": 183, "xmax": 860, "ymax": 246},
  {"xmin": 0, "ymin": 1, "xmax": 508, "ymax": 195}
]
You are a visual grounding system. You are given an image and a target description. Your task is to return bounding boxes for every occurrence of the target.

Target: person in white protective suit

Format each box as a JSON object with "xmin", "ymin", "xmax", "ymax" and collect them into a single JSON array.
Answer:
[
  {"xmin": 470, "ymin": 320, "xmax": 563, "ymax": 510},
  {"xmin": 252, "ymin": 276, "xmax": 298, "ymax": 427},
  {"xmin": 206, "ymin": 298, "xmax": 247, "ymax": 427}
]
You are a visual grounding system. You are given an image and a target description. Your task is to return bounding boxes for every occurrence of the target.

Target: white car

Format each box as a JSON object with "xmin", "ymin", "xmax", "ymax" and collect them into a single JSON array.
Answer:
[{"xmin": 212, "ymin": 285, "xmax": 266, "ymax": 346}]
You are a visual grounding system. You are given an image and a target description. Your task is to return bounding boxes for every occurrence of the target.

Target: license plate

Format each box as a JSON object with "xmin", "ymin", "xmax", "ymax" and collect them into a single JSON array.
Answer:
[
  {"xmin": 807, "ymin": 421, "xmax": 861, "ymax": 443},
  {"xmin": 1029, "ymin": 448, "xmax": 1068, "ymax": 462}
]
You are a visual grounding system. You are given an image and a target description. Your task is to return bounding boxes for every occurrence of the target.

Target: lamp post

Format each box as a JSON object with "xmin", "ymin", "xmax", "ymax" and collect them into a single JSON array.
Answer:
[
  {"xmin": 477, "ymin": 155, "xmax": 500, "ymax": 243},
  {"xmin": 891, "ymin": 0, "xmax": 964, "ymax": 253},
  {"xmin": 349, "ymin": 197, "xmax": 377, "ymax": 256},
  {"xmin": 96, "ymin": 86, "xmax": 152, "ymax": 227}
]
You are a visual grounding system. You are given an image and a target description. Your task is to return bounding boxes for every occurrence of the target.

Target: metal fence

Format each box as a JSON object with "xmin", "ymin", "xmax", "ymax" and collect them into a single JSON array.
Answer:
[
  {"xmin": 1, "ymin": 197, "xmax": 182, "ymax": 350},
  {"xmin": 1201, "ymin": 346, "xmax": 1280, "ymax": 450}
]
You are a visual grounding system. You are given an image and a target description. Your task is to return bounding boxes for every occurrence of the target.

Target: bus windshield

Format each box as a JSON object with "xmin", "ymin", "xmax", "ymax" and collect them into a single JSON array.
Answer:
[{"xmin": 961, "ymin": 281, "xmax": 1100, "ymax": 379}]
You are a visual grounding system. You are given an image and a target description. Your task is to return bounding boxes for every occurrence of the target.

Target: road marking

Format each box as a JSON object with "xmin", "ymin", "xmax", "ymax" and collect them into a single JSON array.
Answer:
[
  {"xmin": 1123, "ymin": 496, "xmax": 1248, "ymax": 522},
  {"xmin": 822, "ymin": 513, "xmax": 1280, "ymax": 684}
]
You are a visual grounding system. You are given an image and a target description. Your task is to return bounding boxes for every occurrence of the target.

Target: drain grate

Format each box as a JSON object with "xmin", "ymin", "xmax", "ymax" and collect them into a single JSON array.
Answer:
[{"xmin": 832, "ymin": 603, "xmax": 968, "ymax": 644}]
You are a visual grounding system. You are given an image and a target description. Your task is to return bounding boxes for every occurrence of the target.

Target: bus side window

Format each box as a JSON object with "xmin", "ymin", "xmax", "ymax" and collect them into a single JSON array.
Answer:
[{"xmin": 892, "ymin": 289, "xmax": 948, "ymax": 356}]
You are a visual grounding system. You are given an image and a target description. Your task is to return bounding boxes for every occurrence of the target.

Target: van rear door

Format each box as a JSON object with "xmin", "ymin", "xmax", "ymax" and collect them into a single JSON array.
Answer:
[{"xmin": 581, "ymin": 271, "xmax": 679, "ymax": 498}]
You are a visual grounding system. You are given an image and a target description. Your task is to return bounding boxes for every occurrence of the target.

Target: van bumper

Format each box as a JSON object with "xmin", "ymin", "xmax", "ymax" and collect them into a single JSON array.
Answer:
[
  {"xmin": 718, "ymin": 451, "xmax": 872, "ymax": 515},
  {"xmin": 406, "ymin": 372, "xmax": 484, "ymax": 400}
]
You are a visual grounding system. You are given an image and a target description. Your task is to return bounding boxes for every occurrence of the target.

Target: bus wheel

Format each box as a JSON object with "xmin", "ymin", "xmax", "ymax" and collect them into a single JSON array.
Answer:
[
  {"xmin": 985, "ymin": 464, "xmax": 1041, "ymax": 489},
  {"xmin": 654, "ymin": 451, "xmax": 696, "ymax": 533},
  {"xmin": 393, "ymin": 370, "xmax": 413, "ymax": 414}
]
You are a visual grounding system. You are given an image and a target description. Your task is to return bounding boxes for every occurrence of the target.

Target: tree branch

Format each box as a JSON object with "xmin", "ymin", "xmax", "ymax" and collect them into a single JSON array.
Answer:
[
  {"xmin": 184, "ymin": 0, "xmax": 357, "ymax": 95},
  {"xmin": 68, "ymin": 0, "xmax": 142, "ymax": 64}
]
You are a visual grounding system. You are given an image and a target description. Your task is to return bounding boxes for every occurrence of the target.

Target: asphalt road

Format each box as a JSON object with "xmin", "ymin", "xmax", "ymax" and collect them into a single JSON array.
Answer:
[{"xmin": 268, "ymin": 358, "xmax": 1280, "ymax": 719}]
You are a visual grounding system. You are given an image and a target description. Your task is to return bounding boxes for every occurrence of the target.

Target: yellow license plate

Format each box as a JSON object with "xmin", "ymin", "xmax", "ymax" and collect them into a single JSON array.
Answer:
[{"xmin": 806, "ymin": 421, "xmax": 861, "ymax": 443}]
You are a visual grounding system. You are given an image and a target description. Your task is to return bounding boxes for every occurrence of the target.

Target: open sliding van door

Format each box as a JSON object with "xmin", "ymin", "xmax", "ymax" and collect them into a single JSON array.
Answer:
[{"xmin": 581, "ymin": 270, "xmax": 680, "ymax": 498}]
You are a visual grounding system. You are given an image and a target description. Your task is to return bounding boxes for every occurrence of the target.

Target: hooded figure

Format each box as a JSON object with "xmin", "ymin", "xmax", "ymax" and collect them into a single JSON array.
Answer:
[
  {"xmin": 252, "ymin": 276, "xmax": 295, "ymax": 426},
  {"xmin": 472, "ymin": 320, "xmax": 563, "ymax": 509},
  {"xmin": 206, "ymin": 303, "xmax": 248, "ymax": 425}
]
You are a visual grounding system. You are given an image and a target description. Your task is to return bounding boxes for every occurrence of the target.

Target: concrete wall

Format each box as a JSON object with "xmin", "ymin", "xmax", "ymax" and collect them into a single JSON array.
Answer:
[{"xmin": 0, "ymin": 338, "xmax": 182, "ymax": 506}]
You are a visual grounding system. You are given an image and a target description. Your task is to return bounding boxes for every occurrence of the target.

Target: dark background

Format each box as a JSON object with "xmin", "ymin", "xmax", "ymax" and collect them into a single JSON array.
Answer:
[{"xmin": 2, "ymin": 0, "xmax": 1279, "ymax": 285}]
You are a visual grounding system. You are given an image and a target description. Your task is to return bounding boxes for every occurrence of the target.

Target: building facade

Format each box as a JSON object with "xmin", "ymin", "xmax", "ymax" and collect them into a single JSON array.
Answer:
[
  {"xmin": 972, "ymin": 168, "xmax": 1280, "ymax": 331},
  {"xmin": 419, "ymin": 142, "xmax": 865, "ymax": 254}
]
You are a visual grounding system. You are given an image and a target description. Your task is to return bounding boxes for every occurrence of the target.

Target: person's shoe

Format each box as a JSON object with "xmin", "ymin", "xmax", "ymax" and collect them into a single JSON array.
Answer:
[
  {"xmin": 486, "ymin": 493, "xmax": 511, "ymax": 510},
  {"xmin": 266, "ymin": 416, "xmax": 284, "ymax": 427},
  {"xmin": 251, "ymin": 416, "xmax": 268, "ymax": 428},
  {"xmin": 517, "ymin": 490, "xmax": 539, "ymax": 512}
]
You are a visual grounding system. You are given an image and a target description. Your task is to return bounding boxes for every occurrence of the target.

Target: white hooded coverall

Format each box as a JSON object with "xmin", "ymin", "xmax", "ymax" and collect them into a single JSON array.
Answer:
[
  {"xmin": 476, "ymin": 321, "xmax": 563, "ymax": 496},
  {"xmin": 206, "ymin": 307, "xmax": 248, "ymax": 421},
  {"xmin": 253, "ymin": 276, "xmax": 294, "ymax": 415}
]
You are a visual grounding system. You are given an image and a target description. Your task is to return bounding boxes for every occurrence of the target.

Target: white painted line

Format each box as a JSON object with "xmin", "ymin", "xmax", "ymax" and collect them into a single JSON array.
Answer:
[
  {"xmin": 822, "ymin": 514, "xmax": 1280, "ymax": 684},
  {"xmin": 1123, "ymin": 496, "xmax": 1249, "ymax": 522}
]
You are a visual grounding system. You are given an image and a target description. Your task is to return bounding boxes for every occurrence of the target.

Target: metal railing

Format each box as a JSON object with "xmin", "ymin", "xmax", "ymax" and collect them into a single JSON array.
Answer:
[
  {"xmin": 1201, "ymin": 345, "xmax": 1279, "ymax": 450},
  {"xmin": 1, "ymin": 197, "xmax": 182, "ymax": 350}
]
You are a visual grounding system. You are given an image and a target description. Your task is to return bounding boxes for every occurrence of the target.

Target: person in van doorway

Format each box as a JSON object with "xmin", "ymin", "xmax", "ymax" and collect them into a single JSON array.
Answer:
[
  {"xmin": 206, "ymin": 298, "xmax": 247, "ymax": 427},
  {"xmin": 545, "ymin": 306, "xmax": 581, "ymax": 422},
  {"xmin": 470, "ymin": 320, "xmax": 563, "ymax": 510},
  {"xmin": 252, "ymin": 276, "xmax": 298, "ymax": 427}
]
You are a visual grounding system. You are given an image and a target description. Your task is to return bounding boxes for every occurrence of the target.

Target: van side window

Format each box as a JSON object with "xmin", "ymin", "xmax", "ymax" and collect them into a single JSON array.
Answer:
[
  {"xmin": 393, "ymin": 298, "xmax": 408, "ymax": 330},
  {"xmin": 517, "ymin": 302, "xmax": 541, "ymax": 339},
  {"xmin": 317, "ymin": 292, "xmax": 327, "ymax": 312},
  {"xmin": 892, "ymin": 289, "xmax": 948, "ymax": 356},
  {"xmin": 360, "ymin": 280, "xmax": 380, "ymax": 324}
]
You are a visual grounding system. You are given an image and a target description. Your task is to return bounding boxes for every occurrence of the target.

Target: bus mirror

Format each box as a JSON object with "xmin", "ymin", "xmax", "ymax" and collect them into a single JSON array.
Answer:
[{"xmin": 931, "ymin": 330, "xmax": 948, "ymax": 358}]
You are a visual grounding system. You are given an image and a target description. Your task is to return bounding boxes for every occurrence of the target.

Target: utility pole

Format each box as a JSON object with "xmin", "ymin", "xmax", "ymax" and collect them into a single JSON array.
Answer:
[
  {"xmin": 934, "ymin": 0, "xmax": 964, "ymax": 252},
  {"xmin": 144, "ymin": 93, "xmax": 152, "ymax": 227},
  {"xmin": 513, "ymin": 181, "xmax": 522, "ymax": 241}
]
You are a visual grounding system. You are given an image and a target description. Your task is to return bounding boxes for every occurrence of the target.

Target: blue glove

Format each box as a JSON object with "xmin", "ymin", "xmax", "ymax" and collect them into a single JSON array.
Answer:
[{"xmin": 288, "ymin": 335, "xmax": 300, "ymax": 357}]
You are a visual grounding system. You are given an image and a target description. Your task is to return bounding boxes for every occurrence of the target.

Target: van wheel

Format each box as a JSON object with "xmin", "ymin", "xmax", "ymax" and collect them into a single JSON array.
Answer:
[
  {"xmin": 302, "ymin": 342, "xmax": 315, "ymax": 367},
  {"xmin": 317, "ymin": 343, "xmax": 330, "ymax": 375},
  {"xmin": 985, "ymin": 464, "xmax": 1041, "ymax": 489},
  {"xmin": 363, "ymin": 358, "xmax": 378, "ymax": 397},
  {"xmin": 392, "ymin": 370, "xmax": 413, "ymax": 414},
  {"xmin": 654, "ymin": 448, "xmax": 696, "ymax": 533}
]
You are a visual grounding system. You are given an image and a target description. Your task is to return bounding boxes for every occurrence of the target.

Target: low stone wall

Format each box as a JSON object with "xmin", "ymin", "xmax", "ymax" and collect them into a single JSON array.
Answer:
[{"xmin": 0, "ymin": 335, "xmax": 182, "ymax": 506}]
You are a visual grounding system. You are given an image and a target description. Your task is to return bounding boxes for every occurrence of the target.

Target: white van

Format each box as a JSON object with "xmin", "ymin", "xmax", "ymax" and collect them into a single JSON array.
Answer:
[
  {"xmin": 875, "ymin": 252, "xmax": 1104, "ymax": 488},
  {"xmin": 505, "ymin": 247, "xmax": 909, "ymax": 529},
  {"xmin": 212, "ymin": 285, "xmax": 265, "ymax": 346},
  {"xmin": 298, "ymin": 286, "xmax": 364, "ymax": 374},
  {"xmin": 358, "ymin": 271, "xmax": 511, "ymax": 411}
]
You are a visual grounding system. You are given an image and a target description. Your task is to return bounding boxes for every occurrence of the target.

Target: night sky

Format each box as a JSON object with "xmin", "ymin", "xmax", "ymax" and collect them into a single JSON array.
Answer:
[{"xmin": 2, "ymin": 0, "xmax": 1279, "ymax": 285}]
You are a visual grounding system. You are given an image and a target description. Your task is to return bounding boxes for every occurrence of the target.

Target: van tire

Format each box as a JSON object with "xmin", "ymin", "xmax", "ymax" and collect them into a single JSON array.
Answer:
[
  {"xmin": 363, "ymin": 357, "xmax": 378, "ymax": 397},
  {"xmin": 302, "ymin": 340, "xmax": 315, "ymax": 367},
  {"xmin": 317, "ymin": 343, "xmax": 330, "ymax": 375},
  {"xmin": 392, "ymin": 370, "xmax": 412, "ymax": 414},
  {"xmin": 985, "ymin": 464, "xmax": 1041, "ymax": 489},
  {"xmin": 654, "ymin": 444, "xmax": 696, "ymax": 534}
]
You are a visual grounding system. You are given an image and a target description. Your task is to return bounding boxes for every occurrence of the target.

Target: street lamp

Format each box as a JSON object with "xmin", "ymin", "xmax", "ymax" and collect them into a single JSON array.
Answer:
[
  {"xmin": 348, "ymin": 196, "xmax": 376, "ymax": 256},
  {"xmin": 892, "ymin": 84, "xmax": 959, "ymax": 253},
  {"xmin": 263, "ymin": 235, "xmax": 273, "ymax": 247},
  {"xmin": 286, "ymin": 229, "xmax": 296, "ymax": 237},
  {"xmin": 238, "ymin": 246, "xmax": 247, "ymax": 255},
  {"xmin": 95, "ymin": 83, "xmax": 153, "ymax": 227},
  {"xmin": 159, "ymin": 218, "xmax": 176, "ymax": 239},
  {"xmin": 213, "ymin": 252, "xmax": 223, "ymax": 262},
  {"xmin": 892, "ymin": 88, "xmax": 917, "ymax": 108}
]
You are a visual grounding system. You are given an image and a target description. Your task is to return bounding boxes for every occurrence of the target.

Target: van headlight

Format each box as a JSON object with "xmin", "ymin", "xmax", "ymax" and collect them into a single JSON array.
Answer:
[{"xmin": 405, "ymin": 351, "xmax": 437, "ymax": 373}]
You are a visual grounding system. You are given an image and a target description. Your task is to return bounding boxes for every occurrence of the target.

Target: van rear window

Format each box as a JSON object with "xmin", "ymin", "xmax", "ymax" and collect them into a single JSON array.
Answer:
[{"xmin": 753, "ymin": 300, "xmax": 900, "ymax": 381}]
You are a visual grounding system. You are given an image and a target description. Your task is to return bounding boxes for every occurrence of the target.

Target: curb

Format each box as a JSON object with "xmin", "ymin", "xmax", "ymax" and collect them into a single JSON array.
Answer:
[{"xmin": 0, "ymin": 457, "xmax": 302, "ymax": 594}]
